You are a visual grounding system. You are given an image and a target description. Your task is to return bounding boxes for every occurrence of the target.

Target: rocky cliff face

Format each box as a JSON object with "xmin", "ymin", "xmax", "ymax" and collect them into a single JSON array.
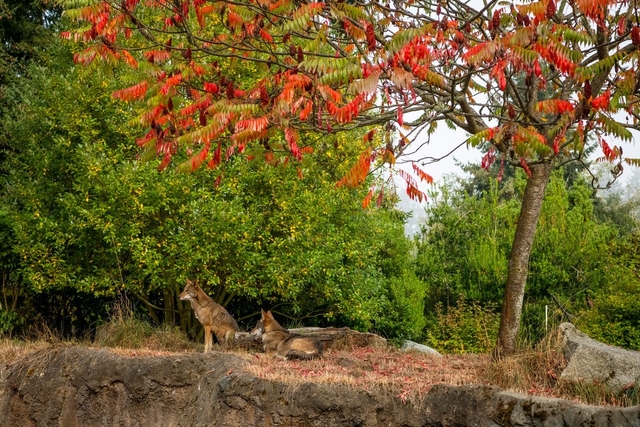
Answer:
[{"xmin": 1, "ymin": 347, "xmax": 638, "ymax": 427}]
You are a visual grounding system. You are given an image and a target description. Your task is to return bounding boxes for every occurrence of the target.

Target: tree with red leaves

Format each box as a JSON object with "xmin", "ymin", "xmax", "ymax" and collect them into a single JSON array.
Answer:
[{"xmin": 61, "ymin": 0, "xmax": 640, "ymax": 356}]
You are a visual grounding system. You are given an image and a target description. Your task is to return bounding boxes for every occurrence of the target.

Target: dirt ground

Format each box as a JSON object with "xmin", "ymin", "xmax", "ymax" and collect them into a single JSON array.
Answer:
[{"xmin": 0, "ymin": 344, "xmax": 638, "ymax": 427}]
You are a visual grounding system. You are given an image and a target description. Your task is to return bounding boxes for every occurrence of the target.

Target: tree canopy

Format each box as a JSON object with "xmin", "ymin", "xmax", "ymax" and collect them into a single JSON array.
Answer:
[{"xmin": 60, "ymin": 0, "xmax": 640, "ymax": 178}]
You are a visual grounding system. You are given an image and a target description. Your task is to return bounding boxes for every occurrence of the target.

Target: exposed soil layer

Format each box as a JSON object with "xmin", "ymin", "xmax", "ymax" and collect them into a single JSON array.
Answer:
[{"xmin": 1, "ymin": 347, "xmax": 638, "ymax": 427}]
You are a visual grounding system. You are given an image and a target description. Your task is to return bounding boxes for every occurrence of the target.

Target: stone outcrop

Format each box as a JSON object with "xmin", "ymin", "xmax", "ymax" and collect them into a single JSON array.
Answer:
[
  {"xmin": 559, "ymin": 322, "xmax": 640, "ymax": 394},
  {"xmin": 401, "ymin": 340, "xmax": 442, "ymax": 356},
  {"xmin": 1, "ymin": 346, "xmax": 638, "ymax": 427},
  {"xmin": 234, "ymin": 326, "xmax": 388, "ymax": 352}
]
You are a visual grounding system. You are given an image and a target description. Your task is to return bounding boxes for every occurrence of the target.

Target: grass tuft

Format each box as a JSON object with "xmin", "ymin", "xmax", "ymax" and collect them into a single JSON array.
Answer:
[
  {"xmin": 93, "ymin": 298, "xmax": 197, "ymax": 353},
  {"xmin": 483, "ymin": 333, "xmax": 566, "ymax": 397},
  {"xmin": 557, "ymin": 380, "xmax": 640, "ymax": 407},
  {"xmin": 0, "ymin": 339, "xmax": 53, "ymax": 366}
]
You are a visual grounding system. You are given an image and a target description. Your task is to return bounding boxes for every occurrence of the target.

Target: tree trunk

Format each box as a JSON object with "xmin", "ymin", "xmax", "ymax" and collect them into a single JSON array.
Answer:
[{"xmin": 494, "ymin": 162, "xmax": 553, "ymax": 358}]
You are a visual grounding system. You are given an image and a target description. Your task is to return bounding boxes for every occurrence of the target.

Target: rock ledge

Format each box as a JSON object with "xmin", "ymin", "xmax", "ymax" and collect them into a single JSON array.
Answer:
[{"xmin": 1, "ymin": 346, "xmax": 639, "ymax": 426}]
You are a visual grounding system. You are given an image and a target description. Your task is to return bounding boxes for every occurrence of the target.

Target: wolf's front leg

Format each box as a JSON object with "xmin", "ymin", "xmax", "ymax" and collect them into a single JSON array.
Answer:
[{"xmin": 204, "ymin": 325, "xmax": 212, "ymax": 352}]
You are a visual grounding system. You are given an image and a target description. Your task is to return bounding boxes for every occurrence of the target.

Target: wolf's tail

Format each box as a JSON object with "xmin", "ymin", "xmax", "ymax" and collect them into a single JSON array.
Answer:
[
  {"xmin": 285, "ymin": 349, "xmax": 323, "ymax": 360},
  {"xmin": 285, "ymin": 342, "xmax": 323, "ymax": 360}
]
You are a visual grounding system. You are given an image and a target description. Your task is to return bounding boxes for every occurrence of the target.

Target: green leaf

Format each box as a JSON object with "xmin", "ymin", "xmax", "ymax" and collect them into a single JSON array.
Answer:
[
  {"xmin": 386, "ymin": 26, "xmax": 427, "ymax": 55},
  {"xmin": 575, "ymin": 51, "xmax": 625, "ymax": 81},
  {"xmin": 596, "ymin": 113, "xmax": 633, "ymax": 141}
]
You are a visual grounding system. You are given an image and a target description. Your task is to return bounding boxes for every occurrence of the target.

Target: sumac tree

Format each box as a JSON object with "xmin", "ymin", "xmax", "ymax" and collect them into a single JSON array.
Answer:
[{"xmin": 61, "ymin": 0, "xmax": 640, "ymax": 355}]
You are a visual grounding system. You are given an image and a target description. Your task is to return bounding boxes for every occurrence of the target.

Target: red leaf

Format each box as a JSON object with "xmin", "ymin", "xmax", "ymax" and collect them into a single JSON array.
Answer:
[
  {"xmin": 143, "ymin": 50, "xmax": 171, "ymax": 63},
  {"xmin": 617, "ymin": 17, "xmax": 626, "ymax": 36},
  {"xmin": 158, "ymin": 152, "xmax": 172, "ymax": 171},
  {"xmin": 590, "ymin": 90, "xmax": 610, "ymax": 110},
  {"xmin": 186, "ymin": 142, "xmax": 210, "ymax": 171},
  {"xmin": 520, "ymin": 158, "xmax": 531, "ymax": 178},
  {"xmin": 376, "ymin": 188, "xmax": 384, "ymax": 207},
  {"xmin": 535, "ymin": 99, "xmax": 574, "ymax": 114},
  {"xmin": 363, "ymin": 130, "xmax": 376, "ymax": 143},
  {"xmin": 204, "ymin": 82, "xmax": 219, "ymax": 93},
  {"xmin": 260, "ymin": 28, "xmax": 274, "ymax": 43},
  {"xmin": 397, "ymin": 106, "xmax": 403, "ymax": 126},
  {"xmin": 299, "ymin": 100, "xmax": 313, "ymax": 121},
  {"xmin": 329, "ymin": 94, "xmax": 366, "ymax": 124},
  {"xmin": 121, "ymin": 50, "xmax": 138, "ymax": 68},
  {"xmin": 207, "ymin": 142, "xmax": 222, "ymax": 169},
  {"xmin": 285, "ymin": 128, "xmax": 301, "ymax": 160},
  {"xmin": 533, "ymin": 58, "xmax": 542, "ymax": 77},
  {"xmin": 405, "ymin": 183, "xmax": 427, "ymax": 202},
  {"xmin": 481, "ymin": 149, "xmax": 496, "ymax": 170},
  {"xmin": 599, "ymin": 138, "xmax": 620, "ymax": 162},
  {"xmin": 227, "ymin": 11, "xmax": 244, "ymax": 29},
  {"xmin": 362, "ymin": 188, "xmax": 374, "ymax": 209},
  {"xmin": 195, "ymin": 4, "xmax": 206, "ymax": 28},
  {"xmin": 112, "ymin": 81, "xmax": 148, "ymax": 101},
  {"xmin": 632, "ymin": 26, "xmax": 640, "ymax": 46},
  {"xmin": 235, "ymin": 116, "xmax": 269, "ymax": 133},
  {"xmin": 412, "ymin": 164, "xmax": 433, "ymax": 183},
  {"xmin": 553, "ymin": 135, "xmax": 560, "ymax": 154},
  {"xmin": 491, "ymin": 62, "xmax": 507, "ymax": 91},
  {"xmin": 337, "ymin": 148, "xmax": 372, "ymax": 187}
]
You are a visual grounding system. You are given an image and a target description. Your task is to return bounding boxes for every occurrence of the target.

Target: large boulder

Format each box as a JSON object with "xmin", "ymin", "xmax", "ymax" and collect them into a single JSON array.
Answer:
[{"xmin": 559, "ymin": 322, "xmax": 640, "ymax": 393}]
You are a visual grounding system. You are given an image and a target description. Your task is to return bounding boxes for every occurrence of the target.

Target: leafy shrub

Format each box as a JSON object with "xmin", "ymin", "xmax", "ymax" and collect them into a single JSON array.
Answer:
[
  {"xmin": 373, "ymin": 272, "xmax": 426, "ymax": 341},
  {"xmin": 0, "ymin": 309, "xmax": 23, "ymax": 337},
  {"xmin": 574, "ymin": 234, "xmax": 640, "ymax": 350},
  {"xmin": 576, "ymin": 287, "xmax": 640, "ymax": 350},
  {"xmin": 424, "ymin": 298, "xmax": 500, "ymax": 354}
]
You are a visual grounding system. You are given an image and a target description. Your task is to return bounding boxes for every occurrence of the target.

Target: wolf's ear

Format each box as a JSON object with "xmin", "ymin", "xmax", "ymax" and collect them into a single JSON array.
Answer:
[
  {"xmin": 261, "ymin": 308, "xmax": 266, "ymax": 317},
  {"xmin": 266, "ymin": 310, "xmax": 273, "ymax": 318},
  {"xmin": 186, "ymin": 279, "xmax": 193, "ymax": 286}
]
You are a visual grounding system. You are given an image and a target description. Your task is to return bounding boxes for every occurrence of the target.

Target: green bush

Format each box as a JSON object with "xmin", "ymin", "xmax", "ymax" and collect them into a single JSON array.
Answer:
[
  {"xmin": 424, "ymin": 298, "xmax": 500, "ymax": 354},
  {"xmin": 576, "ymin": 287, "xmax": 640, "ymax": 350},
  {"xmin": 416, "ymin": 170, "xmax": 640, "ymax": 348},
  {"xmin": 0, "ymin": 309, "xmax": 23, "ymax": 337}
]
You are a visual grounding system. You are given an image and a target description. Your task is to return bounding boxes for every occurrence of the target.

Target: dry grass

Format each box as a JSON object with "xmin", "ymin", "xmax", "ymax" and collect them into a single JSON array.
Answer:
[
  {"xmin": 483, "ymin": 333, "xmax": 567, "ymax": 400},
  {"xmin": 0, "ymin": 339, "xmax": 54, "ymax": 366},
  {"xmin": 243, "ymin": 346, "xmax": 490, "ymax": 406},
  {"xmin": 93, "ymin": 298, "xmax": 199, "ymax": 353},
  {"xmin": 2, "ymin": 325, "xmax": 637, "ymax": 408}
]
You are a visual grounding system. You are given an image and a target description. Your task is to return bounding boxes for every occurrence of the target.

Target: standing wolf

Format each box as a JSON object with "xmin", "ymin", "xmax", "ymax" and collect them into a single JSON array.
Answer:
[
  {"xmin": 179, "ymin": 279, "xmax": 240, "ymax": 352},
  {"xmin": 251, "ymin": 309, "xmax": 324, "ymax": 360}
]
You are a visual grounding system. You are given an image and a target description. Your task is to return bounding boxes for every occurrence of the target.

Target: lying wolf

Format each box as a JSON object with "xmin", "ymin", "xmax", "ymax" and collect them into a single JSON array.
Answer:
[
  {"xmin": 251, "ymin": 309, "xmax": 323, "ymax": 360},
  {"xmin": 179, "ymin": 279, "xmax": 240, "ymax": 352}
]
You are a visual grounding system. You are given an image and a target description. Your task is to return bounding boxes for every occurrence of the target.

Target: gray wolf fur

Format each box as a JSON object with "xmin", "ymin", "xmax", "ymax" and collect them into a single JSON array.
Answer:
[
  {"xmin": 251, "ymin": 309, "xmax": 323, "ymax": 360},
  {"xmin": 179, "ymin": 279, "xmax": 240, "ymax": 352}
]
